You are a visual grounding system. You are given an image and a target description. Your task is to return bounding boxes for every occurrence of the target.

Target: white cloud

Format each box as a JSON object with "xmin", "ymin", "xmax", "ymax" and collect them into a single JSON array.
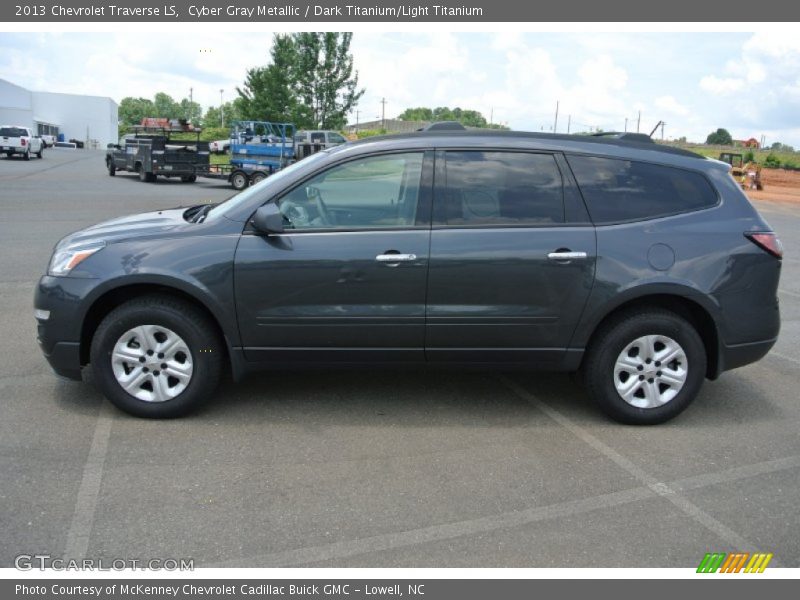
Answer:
[
  {"xmin": 699, "ymin": 75, "xmax": 744, "ymax": 95},
  {"xmin": 655, "ymin": 95, "xmax": 690, "ymax": 116}
]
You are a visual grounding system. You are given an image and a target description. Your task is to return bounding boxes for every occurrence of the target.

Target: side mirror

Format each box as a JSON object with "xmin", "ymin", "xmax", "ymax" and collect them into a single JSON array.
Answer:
[{"xmin": 251, "ymin": 203, "xmax": 284, "ymax": 234}]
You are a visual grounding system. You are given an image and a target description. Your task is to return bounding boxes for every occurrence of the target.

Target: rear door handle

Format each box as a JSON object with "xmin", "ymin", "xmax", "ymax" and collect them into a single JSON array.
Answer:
[
  {"xmin": 547, "ymin": 251, "xmax": 588, "ymax": 260},
  {"xmin": 376, "ymin": 253, "xmax": 417, "ymax": 263}
]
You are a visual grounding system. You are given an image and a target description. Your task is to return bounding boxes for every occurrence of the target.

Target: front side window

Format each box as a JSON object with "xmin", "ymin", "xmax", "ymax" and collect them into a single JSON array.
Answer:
[
  {"xmin": 567, "ymin": 156, "xmax": 719, "ymax": 224},
  {"xmin": 328, "ymin": 133, "xmax": 347, "ymax": 144},
  {"xmin": 443, "ymin": 152, "xmax": 565, "ymax": 225},
  {"xmin": 276, "ymin": 152, "xmax": 424, "ymax": 230}
]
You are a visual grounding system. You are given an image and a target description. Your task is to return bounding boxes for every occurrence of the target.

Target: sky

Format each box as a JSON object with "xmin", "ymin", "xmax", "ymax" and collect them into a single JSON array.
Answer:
[{"xmin": 1, "ymin": 31, "xmax": 799, "ymax": 146}]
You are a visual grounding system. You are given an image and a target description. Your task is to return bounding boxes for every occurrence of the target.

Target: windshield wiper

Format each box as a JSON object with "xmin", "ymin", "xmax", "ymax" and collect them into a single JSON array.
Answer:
[{"xmin": 191, "ymin": 203, "xmax": 217, "ymax": 223}]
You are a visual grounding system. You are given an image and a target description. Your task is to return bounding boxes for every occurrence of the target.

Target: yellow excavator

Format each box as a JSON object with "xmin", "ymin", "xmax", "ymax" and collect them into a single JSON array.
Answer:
[{"xmin": 718, "ymin": 152, "xmax": 763, "ymax": 190}]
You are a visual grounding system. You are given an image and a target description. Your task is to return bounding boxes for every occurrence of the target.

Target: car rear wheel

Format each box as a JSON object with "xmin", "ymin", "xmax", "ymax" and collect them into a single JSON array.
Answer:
[
  {"xmin": 36, "ymin": 147, "xmax": 43, "ymax": 159},
  {"xmin": 250, "ymin": 172, "xmax": 267, "ymax": 185},
  {"xmin": 583, "ymin": 309, "xmax": 706, "ymax": 425},
  {"xmin": 90, "ymin": 295, "xmax": 223, "ymax": 418},
  {"xmin": 23, "ymin": 150, "xmax": 30, "ymax": 161},
  {"xmin": 107, "ymin": 161, "xmax": 116, "ymax": 176}
]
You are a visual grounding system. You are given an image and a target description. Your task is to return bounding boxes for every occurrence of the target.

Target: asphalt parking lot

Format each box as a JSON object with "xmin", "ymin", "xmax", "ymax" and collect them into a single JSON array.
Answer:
[{"xmin": 1, "ymin": 148, "xmax": 798, "ymax": 568}]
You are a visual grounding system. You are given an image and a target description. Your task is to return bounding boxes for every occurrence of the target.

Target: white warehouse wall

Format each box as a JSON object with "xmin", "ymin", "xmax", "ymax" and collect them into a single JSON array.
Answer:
[
  {"xmin": 0, "ymin": 79, "xmax": 34, "ymax": 129},
  {"xmin": 1, "ymin": 78, "xmax": 118, "ymax": 146},
  {"xmin": 32, "ymin": 91, "xmax": 118, "ymax": 146}
]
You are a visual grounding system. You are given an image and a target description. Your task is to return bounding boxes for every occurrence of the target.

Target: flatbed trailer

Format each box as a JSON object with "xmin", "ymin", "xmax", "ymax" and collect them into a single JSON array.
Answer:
[{"xmin": 106, "ymin": 125, "xmax": 210, "ymax": 183}]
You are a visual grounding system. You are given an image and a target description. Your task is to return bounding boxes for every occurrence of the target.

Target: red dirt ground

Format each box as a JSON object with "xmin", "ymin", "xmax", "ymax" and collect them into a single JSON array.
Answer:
[{"xmin": 745, "ymin": 169, "xmax": 800, "ymax": 204}]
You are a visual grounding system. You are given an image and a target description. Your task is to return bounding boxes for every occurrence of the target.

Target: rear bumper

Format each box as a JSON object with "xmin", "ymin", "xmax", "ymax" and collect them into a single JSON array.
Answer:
[{"xmin": 717, "ymin": 337, "xmax": 777, "ymax": 375}]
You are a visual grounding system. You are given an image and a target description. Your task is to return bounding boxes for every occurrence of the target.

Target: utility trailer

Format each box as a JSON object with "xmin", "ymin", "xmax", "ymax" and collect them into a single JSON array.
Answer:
[
  {"xmin": 226, "ymin": 121, "xmax": 296, "ymax": 190},
  {"xmin": 201, "ymin": 121, "xmax": 347, "ymax": 190},
  {"xmin": 106, "ymin": 124, "xmax": 210, "ymax": 183}
]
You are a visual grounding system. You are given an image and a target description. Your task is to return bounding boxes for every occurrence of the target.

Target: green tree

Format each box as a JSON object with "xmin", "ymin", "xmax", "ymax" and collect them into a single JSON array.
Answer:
[
  {"xmin": 293, "ymin": 32, "xmax": 364, "ymax": 128},
  {"xmin": 118, "ymin": 97, "xmax": 155, "ymax": 126},
  {"xmin": 398, "ymin": 106, "xmax": 508, "ymax": 129},
  {"xmin": 237, "ymin": 34, "xmax": 301, "ymax": 123},
  {"xmin": 153, "ymin": 93, "xmax": 181, "ymax": 119},
  {"xmin": 706, "ymin": 128, "xmax": 733, "ymax": 145},
  {"xmin": 770, "ymin": 141, "xmax": 795, "ymax": 152},
  {"xmin": 203, "ymin": 101, "xmax": 241, "ymax": 129},
  {"xmin": 398, "ymin": 107, "xmax": 434, "ymax": 121},
  {"xmin": 236, "ymin": 33, "xmax": 363, "ymax": 128},
  {"xmin": 764, "ymin": 153, "xmax": 781, "ymax": 168},
  {"xmin": 178, "ymin": 98, "xmax": 202, "ymax": 123}
]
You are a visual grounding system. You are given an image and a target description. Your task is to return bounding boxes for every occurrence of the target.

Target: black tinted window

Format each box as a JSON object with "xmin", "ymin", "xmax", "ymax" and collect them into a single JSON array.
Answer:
[
  {"xmin": 444, "ymin": 152, "xmax": 564, "ymax": 225},
  {"xmin": 1, "ymin": 127, "xmax": 28, "ymax": 137},
  {"xmin": 568, "ymin": 156, "xmax": 718, "ymax": 224}
]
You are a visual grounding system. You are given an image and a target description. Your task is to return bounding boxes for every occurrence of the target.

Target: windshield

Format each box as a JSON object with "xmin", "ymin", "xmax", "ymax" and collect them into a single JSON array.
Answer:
[{"xmin": 204, "ymin": 151, "xmax": 331, "ymax": 222}]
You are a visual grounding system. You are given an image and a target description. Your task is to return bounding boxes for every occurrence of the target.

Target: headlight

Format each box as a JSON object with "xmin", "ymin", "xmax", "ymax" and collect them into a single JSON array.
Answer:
[{"xmin": 48, "ymin": 241, "xmax": 105, "ymax": 276}]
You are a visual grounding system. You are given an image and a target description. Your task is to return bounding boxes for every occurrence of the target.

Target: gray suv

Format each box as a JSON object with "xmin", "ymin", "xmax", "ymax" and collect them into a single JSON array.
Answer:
[{"xmin": 34, "ymin": 129, "xmax": 782, "ymax": 423}]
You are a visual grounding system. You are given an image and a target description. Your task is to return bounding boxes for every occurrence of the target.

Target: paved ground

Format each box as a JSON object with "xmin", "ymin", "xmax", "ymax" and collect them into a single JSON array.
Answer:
[{"xmin": 1, "ymin": 149, "xmax": 798, "ymax": 568}]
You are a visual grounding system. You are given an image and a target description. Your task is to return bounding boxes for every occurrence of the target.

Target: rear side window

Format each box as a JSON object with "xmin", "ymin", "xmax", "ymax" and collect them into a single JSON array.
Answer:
[
  {"xmin": 567, "ymin": 156, "xmax": 718, "ymax": 224},
  {"xmin": 444, "ymin": 151, "xmax": 564, "ymax": 225},
  {"xmin": 1, "ymin": 127, "xmax": 28, "ymax": 137}
]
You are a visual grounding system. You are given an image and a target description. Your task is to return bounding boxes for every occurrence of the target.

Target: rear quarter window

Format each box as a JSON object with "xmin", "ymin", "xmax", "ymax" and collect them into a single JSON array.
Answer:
[{"xmin": 567, "ymin": 155, "xmax": 718, "ymax": 224}]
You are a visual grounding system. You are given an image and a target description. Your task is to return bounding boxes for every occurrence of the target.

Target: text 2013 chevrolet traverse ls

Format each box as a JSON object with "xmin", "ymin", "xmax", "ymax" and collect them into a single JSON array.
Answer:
[{"xmin": 34, "ymin": 130, "xmax": 782, "ymax": 423}]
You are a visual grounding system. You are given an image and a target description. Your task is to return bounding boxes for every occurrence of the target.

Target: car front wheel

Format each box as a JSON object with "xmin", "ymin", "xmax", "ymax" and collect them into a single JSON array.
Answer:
[
  {"xmin": 90, "ymin": 296, "xmax": 223, "ymax": 418},
  {"xmin": 583, "ymin": 309, "xmax": 706, "ymax": 425}
]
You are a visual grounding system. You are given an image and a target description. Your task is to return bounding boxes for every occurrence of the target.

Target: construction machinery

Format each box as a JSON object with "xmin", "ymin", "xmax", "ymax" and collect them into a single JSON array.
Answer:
[{"xmin": 718, "ymin": 152, "xmax": 763, "ymax": 191}]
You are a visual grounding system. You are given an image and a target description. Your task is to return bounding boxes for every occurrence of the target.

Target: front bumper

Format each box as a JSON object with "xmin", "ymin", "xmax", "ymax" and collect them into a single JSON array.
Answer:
[{"xmin": 34, "ymin": 275, "xmax": 98, "ymax": 381}]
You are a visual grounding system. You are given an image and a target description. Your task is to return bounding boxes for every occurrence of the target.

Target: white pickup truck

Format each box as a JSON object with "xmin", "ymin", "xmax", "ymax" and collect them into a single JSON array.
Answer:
[{"xmin": 1, "ymin": 125, "xmax": 44, "ymax": 160}]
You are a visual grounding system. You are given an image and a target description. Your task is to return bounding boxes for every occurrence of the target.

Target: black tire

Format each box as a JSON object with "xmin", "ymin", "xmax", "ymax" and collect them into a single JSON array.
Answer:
[
  {"xmin": 583, "ymin": 309, "xmax": 706, "ymax": 425},
  {"xmin": 137, "ymin": 164, "xmax": 147, "ymax": 182},
  {"xmin": 250, "ymin": 172, "xmax": 267, "ymax": 185},
  {"xmin": 37, "ymin": 147, "xmax": 43, "ymax": 159},
  {"xmin": 23, "ymin": 150, "xmax": 30, "ymax": 161},
  {"xmin": 231, "ymin": 171, "xmax": 249, "ymax": 190},
  {"xmin": 107, "ymin": 160, "xmax": 116, "ymax": 176},
  {"xmin": 181, "ymin": 174, "xmax": 197, "ymax": 183},
  {"xmin": 90, "ymin": 295, "xmax": 224, "ymax": 418}
]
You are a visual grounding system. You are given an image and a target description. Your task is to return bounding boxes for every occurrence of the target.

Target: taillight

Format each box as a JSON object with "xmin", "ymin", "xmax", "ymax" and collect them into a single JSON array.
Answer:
[
  {"xmin": 745, "ymin": 232, "xmax": 783, "ymax": 259},
  {"xmin": 21, "ymin": 138, "xmax": 26, "ymax": 146}
]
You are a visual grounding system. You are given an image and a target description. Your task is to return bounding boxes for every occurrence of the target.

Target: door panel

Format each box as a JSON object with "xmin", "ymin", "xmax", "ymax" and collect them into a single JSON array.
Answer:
[
  {"xmin": 234, "ymin": 151, "xmax": 432, "ymax": 363},
  {"xmin": 426, "ymin": 150, "xmax": 596, "ymax": 364},
  {"xmin": 426, "ymin": 227, "xmax": 596, "ymax": 362}
]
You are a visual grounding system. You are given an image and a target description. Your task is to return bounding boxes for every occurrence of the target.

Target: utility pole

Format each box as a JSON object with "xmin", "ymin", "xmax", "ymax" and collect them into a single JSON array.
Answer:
[
  {"xmin": 661, "ymin": 122, "xmax": 665, "ymax": 140},
  {"xmin": 490, "ymin": 107, "xmax": 493, "ymax": 126},
  {"xmin": 188, "ymin": 87, "xmax": 193, "ymax": 121},
  {"xmin": 553, "ymin": 100, "xmax": 559, "ymax": 133},
  {"xmin": 380, "ymin": 97, "xmax": 387, "ymax": 130},
  {"xmin": 624, "ymin": 117, "xmax": 628, "ymax": 132},
  {"xmin": 567, "ymin": 115, "xmax": 571, "ymax": 134},
  {"xmin": 219, "ymin": 89, "xmax": 224, "ymax": 127},
  {"xmin": 636, "ymin": 110, "xmax": 641, "ymax": 133}
]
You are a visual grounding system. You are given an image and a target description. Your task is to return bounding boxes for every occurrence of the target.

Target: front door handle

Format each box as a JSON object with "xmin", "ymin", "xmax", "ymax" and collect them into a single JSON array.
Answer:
[
  {"xmin": 547, "ymin": 251, "xmax": 588, "ymax": 260},
  {"xmin": 376, "ymin": 253, "xmax": 417, "ymax": 263}
]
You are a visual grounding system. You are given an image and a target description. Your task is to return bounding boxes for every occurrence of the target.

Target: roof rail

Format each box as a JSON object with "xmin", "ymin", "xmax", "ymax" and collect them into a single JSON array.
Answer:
[{"xmin": 591, "ymin": 132, "xmax": 654, "ymax": 143}]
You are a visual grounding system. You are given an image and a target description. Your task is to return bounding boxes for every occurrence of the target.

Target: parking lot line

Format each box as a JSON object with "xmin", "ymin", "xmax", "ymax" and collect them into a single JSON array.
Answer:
[
  {"xmin": 62, "ymin": 401, "xmax": 114, "ymax": 560},
  {"xmin": 498, "ymin": 376, "xmax": 770, "ymax": 561},
  {"xmin": 210, "ymin": 449, "xmax": 800, "ymax": 568}
]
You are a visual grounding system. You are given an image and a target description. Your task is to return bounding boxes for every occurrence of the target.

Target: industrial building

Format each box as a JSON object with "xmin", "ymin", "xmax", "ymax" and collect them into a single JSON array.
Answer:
[{"xmin": 0, "ymin": 78, "xmax": 118, "ymax": 147}]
